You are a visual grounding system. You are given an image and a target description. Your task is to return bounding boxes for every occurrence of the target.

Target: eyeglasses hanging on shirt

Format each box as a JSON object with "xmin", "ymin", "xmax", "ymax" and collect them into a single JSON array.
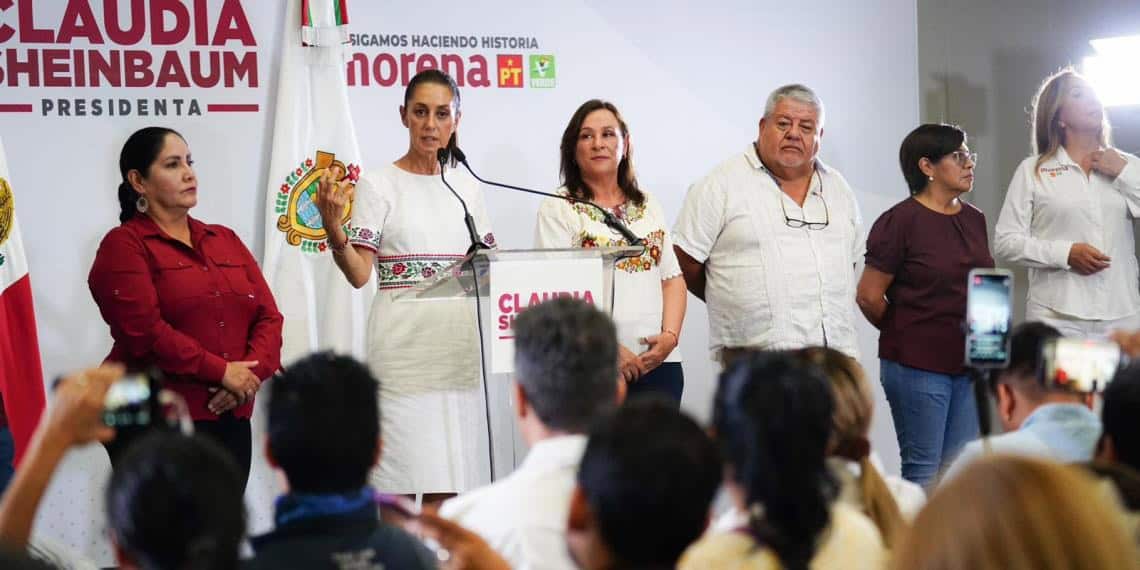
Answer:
[{"xmin": 779, "ymin": 170, "xmax": 830, "ymax": 230}]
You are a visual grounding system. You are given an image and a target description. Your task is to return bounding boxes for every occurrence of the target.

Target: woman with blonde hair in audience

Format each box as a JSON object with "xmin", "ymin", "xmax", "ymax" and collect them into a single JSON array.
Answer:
[
  {"xmin": 892, "ymin": 455, "xmax": 1138, "ymax": 570},
  {"xmin": 795, "ymin": 347, "xmax": 925, "ymax": 548}
]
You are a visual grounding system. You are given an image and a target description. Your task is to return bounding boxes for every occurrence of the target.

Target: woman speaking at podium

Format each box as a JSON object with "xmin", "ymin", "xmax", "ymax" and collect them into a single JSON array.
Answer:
[
  {"xmin": 316, "ymin": 70, "xmax": 494, "ymax": 502},
  {"xmin": 535, "ymin": 99, "xmax": 687, "ymax": 404}
]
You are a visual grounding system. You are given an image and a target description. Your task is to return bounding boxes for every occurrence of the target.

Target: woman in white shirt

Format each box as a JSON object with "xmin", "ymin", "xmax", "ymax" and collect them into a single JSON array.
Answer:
[
  {"xmin": 316, "ymin": 70, "xmax": 494, "ymax": 502},
  {"xmin": 534, "ymin": 99, "xmax": 686, "ymax": 403},
  {"xmin": 995, "ymin": 69, "xmax": 1140, "ymax": 337}
]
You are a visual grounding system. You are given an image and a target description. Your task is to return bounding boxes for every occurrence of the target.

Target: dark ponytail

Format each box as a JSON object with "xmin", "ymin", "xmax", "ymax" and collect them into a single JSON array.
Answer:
[
  {"xmin": 403, "ymin": 69, "xmax": 461, "ymax": 167},
  {"xmin": 713, "ymin": 351, "xmax": 838, "ymax": 570},
  {"xmin": 117, "ymin": 127, "xmax": 182, "ymax": 224}
]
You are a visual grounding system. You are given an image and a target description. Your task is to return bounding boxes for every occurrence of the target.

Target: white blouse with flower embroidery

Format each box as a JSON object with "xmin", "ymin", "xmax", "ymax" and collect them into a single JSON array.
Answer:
[
  {"xmin": 534, "ymin": 188, "xmax": 682, "ymax": 363},
  {"xmin": 346, "ymin": 162, "xmax": 495, "ymax": 494}
]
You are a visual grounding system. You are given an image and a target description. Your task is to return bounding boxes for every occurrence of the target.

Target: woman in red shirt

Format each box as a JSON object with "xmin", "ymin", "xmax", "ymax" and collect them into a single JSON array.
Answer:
[{"xmin": 88, "ymin": 127, "xmax": 282, "ymax": 484}]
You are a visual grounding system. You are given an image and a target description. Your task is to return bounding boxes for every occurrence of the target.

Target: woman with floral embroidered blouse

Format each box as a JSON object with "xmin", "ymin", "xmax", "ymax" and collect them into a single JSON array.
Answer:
[{"xmin": 535, "ymin": 99, "xmax": 687, "ymax": 404}]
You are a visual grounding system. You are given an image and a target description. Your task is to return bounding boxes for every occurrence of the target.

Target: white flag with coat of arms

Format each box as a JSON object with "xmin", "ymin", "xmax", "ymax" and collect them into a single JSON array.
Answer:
[{"xmin": 261, "ymin": 0, "xmax": 372, "ymax": 366}]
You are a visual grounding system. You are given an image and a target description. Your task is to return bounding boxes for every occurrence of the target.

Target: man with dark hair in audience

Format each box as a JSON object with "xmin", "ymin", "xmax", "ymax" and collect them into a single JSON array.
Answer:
[
  {"xmin": 440, "ymin": 297, "xmax": 624, "ymax": 569},
  {"xmin": 1097, "ymin": 362, "xmax": 1140, "ymax": 474},
  {"xmin": 942, "ymin": 322, "xmax": 1100, "ymax": 482},
  {"xmin": 247, "ymin": 352, "xmax": 437, "ymax": 569},
  {"xmin": 566, "ymin": 398, "xmax": 721, "ymax": 569}
]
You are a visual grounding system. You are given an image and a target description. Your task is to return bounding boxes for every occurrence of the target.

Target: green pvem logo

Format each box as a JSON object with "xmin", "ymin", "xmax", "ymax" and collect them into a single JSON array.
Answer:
[{"xmin": 529, "ymin": 55, "xmax": 556, "ymax": 88}]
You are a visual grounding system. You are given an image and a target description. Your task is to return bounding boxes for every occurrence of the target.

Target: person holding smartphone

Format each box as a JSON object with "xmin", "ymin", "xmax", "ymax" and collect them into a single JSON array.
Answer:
[
  {"xmin": 855, "ymin": 124, "xmax": 993, "ymax": 488},
  {"xmin": 995, "ymin": 69, "xmax": 1140, "ymax": 337},
  {"xmin": 88, "ymin": 127, "xmax": 283, "ymax": 485}
]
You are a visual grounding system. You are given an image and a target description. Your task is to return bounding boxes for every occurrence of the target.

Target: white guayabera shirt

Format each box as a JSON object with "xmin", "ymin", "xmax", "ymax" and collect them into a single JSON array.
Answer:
[{"xmin": 672, "ymin": 144, "xmax": 864, "ymax": 359}]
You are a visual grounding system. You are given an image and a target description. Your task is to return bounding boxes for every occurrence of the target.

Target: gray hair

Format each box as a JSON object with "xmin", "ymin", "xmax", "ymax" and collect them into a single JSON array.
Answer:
[
  {"xmin": 513, "ymin": 297, "xmax": 619, "ymax": 433},
  {"xmin": 764, "ymin": 84, "xmax": 826, "ymax": 128}
]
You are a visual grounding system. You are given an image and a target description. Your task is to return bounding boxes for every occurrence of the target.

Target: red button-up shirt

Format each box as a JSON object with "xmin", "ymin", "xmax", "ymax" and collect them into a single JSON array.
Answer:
[{"xmin": 88, "ymin": 215, "xmax": 283, "ymax": 421}]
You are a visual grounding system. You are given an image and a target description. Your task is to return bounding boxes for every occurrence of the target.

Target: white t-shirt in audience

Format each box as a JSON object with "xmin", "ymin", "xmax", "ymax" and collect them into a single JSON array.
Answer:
[{"xmin": 439, "ymin": 435, "xmax": 585, "ymax": 570}]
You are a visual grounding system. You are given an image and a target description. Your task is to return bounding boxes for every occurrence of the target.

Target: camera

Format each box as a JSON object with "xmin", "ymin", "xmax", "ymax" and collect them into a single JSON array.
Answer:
[{"xmin": 102, "ymin": 370, "xmax": 161, "ymax": 428}]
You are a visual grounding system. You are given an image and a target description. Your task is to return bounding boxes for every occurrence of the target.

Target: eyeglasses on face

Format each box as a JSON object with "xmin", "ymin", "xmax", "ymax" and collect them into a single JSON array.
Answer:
[{"xmin": 948, "ymin": 150, "xmax": 978, "ymax": 166}]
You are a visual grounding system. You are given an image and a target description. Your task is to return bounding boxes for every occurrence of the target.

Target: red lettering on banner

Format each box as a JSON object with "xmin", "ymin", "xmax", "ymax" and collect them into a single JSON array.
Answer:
[
  {"xmin": 189, "ymin": 51, "xmax": 219, "ymax": 87},
  {"xmin": 89, "ymin": 49, "xmax": 120, "ymax": 86},
  {"xmin": 499, "ymin": 294, "xmax": 513, "ymax": 314},
  {"xmin": 42, "ymin": 48, "xmax": 70, "ymax": 86},
  {"xmin": 155, "ymin": 50, "xmax": 188, "ymax": 87},
  {"xmin": 124, "ymin": 49, "xmax": 152, "ymax": 86},
  {"xmin": 0, "ymin": 0, "xmax": 14, "ymax": 44},
  {"xmin": 3, "ymin": 47, "xmax": 38, "ymax": 85},
  {"xmin": 400, "ymin": 52, "xmax": 415, "ymax": 83},
  {"xmin": 498, "ymin": 315, "xmax": 511, "ymax": 331},
  {"xmin": 58, "ymin": 0, "xmax": 102, "ymax": 44},
  {"xmin": 104, "ymin": 0, "xmax": 146, "ymax": 45},
  {"xmin": 222, "ymin": 50, "xmax": 256, "ymax": 87},
  {"xmin": 150, "ymin": 0, "xmax": 190, "ymax": 45},
  {"xmin": 193, "ymin": 0, "xmax": 209, "ymax": 45},
  {"xmin": 468, "ymin": 55, "xmax": 489, "ymax": 87},
  {"xmin": 18, "ymin": 0, "xmax": 53, "ymax": 43},
  {"xmin": 211, "ymin": 0, "xmax": 254, "ymax": 46},
  {"xmin": 416, "ymin": 53, "xmax": 436, "ymax": 73}
]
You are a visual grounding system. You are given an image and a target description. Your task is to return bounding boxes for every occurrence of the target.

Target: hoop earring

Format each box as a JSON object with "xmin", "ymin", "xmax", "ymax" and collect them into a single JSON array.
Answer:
[{"xmin": 136, "ymin": 195, "xmax": 149, "ymax": 213}]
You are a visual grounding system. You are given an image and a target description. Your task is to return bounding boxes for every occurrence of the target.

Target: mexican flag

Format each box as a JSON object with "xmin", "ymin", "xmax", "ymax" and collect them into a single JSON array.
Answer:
[
  {"xmin": 262, "ymin": 0, "xmax": 371, "ymax": 365},
  {"xmin": 0, "ymin": 134, "xmax": 47, "ymax": 465}
]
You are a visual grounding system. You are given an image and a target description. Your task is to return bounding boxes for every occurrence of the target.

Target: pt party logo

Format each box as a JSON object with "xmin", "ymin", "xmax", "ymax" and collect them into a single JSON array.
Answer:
[{"xmin": 0, "ymin": 0, "xmax": 262, "ymax": 118}]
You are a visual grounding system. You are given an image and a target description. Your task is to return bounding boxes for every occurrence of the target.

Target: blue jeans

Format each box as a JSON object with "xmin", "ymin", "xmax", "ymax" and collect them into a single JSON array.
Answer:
[{"xmin": 879, "ymin": 359, "xmax": 978, "ymax": 489}]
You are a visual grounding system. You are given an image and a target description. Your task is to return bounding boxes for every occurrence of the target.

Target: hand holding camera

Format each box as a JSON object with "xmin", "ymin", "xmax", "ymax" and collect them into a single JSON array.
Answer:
[{"xmin": 44, "ymin": 365, "xmax": 121, "ymax": 448}]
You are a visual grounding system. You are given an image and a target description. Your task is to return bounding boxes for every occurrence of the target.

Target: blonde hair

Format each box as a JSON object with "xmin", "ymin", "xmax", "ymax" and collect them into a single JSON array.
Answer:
[
  {"xmin": 892, "ymin": 456, "xmax": 1138, "ymax": 570},
  {"xmin": 1031, "ymin": 68, "xmax": 1112, "ymax": 174},
  {"xmin": 795, "ymin": 348, "xmax": 906, "ymax": 548}
]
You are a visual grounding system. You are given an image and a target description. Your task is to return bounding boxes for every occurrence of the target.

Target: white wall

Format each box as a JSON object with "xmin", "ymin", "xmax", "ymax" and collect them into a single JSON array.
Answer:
[{"xmin": 0, "ymin": 1, "xmax": 918, "ymax": 563}]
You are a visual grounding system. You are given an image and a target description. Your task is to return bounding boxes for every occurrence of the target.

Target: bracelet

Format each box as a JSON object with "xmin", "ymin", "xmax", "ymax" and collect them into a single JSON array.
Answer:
[{"xmin": 661, "ymin": 328, "xmax": 679, "ymax": 344}]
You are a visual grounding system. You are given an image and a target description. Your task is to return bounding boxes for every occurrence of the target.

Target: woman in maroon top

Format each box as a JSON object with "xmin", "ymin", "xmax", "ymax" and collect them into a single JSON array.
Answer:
[
  {"xmin": 855, "ymin": 124, "xmax": 993, "ymax": 488},
  {"xmin": 88, "ymin": 127, "xmax": 282, "ymax": 483}
]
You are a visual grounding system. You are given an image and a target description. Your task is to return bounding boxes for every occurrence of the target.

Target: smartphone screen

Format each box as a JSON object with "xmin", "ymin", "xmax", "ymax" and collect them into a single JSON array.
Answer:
[
  {"xmin": 1041, "ymin": 338, "xmax": 1124, "ymax": 393},
  {"xmin": 103, "ymin": 374, "xmax": 153, "ymax": 427},
  {"xmin": 965, "ymin": 269, "xmax": 1013, "ymax": 368}
]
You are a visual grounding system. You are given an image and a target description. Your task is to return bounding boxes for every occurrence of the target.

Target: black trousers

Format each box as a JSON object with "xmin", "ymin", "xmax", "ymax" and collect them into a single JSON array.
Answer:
[
  {"xmin": 627, "ymin": 362, "xmax": 684, "ymax": 406},
  {"xmin": 103, "ymin": 415, "xmax": 252, "ymax": 490}
]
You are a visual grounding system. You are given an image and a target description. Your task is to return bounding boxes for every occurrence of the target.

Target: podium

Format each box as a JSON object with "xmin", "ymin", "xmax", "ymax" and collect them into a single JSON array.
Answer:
[{"xmin": 395, "ymin": 246, "xmax": 643, "ymax": 481}]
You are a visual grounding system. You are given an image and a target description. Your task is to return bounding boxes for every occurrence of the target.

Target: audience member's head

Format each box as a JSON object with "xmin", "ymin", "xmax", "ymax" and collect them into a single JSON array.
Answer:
[
  {"xmin": 566, "ymin": 398, "xmax": 721, "ymax": 569},
  {"xmin": 714, "ymin": 351, "xmax": 837, "ymax": 570},
  {"xmin": 512, "ymin": 297, "xmax": 621, "ymax": 440},
  {"xmin": 795, "ymin": 347, "xmax": 905, "ymax": 548},
  {"xmin": 267, "ymin": 352, "xmax": 380, "ymax": 494},
  {"xmin": 992, "ymin": 321, "xmax": 1073, "ymax": 431},
  {"xmin": 1097, "ymin": 362, "xmax": 1140, "ymax": 473},
  {"xmin": 892, "ymin": 455, "xmax": 1137, "ymax": 570},
  {"xmin": 106, "ymin": 432, "xmax": 245, "ymax": 570}
]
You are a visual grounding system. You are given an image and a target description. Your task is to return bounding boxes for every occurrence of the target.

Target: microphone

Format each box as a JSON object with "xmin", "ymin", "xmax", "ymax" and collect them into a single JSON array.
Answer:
[
  {"xmin": 437, "ymin": 148, "xmax": 488, "ymax": 254},
  {"xmin": 449, "ymin": 146, "xmax": 644, "ymax": 246}
]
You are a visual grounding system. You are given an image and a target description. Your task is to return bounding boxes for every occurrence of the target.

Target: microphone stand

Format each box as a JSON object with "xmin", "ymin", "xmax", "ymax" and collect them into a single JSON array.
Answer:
[
  {"xmin": 436, "ymin": 147, "xmax": 496, "ymax": 480},
  {"xmin": 449, "ymin": 146, "xmax": 645, "ymax": 248},
  {"xmin": 437, "ymin": 148, "xmax": 489, "ymax": 255}
]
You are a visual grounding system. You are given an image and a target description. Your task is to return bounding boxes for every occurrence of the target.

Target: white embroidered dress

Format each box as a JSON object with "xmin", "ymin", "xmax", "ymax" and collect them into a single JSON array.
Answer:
[
  {"xmin": 348, "ymin": 163, "xmax": 495, "ymax": 494},
  {"xmin": 534, "ymin": 188, "xmax": 682, "ymax": 363}
]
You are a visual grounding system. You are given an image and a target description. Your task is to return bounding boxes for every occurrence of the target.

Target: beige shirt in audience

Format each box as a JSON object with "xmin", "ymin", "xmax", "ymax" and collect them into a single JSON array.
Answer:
[
  {"xmin": 438, "ymin": 435, "xmax": 585, "ymax": 570},
  {"xmin": 679, "ymin": 502, "xmax": 887, "ymax": 570}
]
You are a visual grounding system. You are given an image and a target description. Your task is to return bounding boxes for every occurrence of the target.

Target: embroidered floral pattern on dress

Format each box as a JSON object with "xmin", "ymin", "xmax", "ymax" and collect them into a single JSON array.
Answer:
[
  {"xmin": 570, "ymin": 197, "xmax": 647, "ymax": 225},
  {"xmin": 574, "ymin": 229, "xmax": 665, "ymax": 274},
  {"xmin": 483, "ymin": 232, "xmax": 497, "ymax": 247},
  {"xmin": 346, "ymin": 225, "xmax": 381, "ymax": 251},
  {"xmin": 375, "ymin": 254, "xmax": 464, "ymax": 290}
]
